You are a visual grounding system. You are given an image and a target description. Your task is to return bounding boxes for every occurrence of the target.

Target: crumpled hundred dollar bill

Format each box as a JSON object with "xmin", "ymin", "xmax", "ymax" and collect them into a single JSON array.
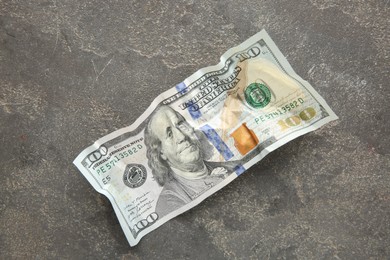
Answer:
[{"xmin": 74, "ymin": 30, "xmax": 338, "ymax": 246}]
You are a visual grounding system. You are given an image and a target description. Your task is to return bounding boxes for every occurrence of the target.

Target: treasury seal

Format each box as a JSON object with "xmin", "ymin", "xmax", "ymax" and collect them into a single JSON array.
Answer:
[
  {"xmin": 244, "ymin": 83, "xmax": 271, "ymax": 108},
  {"xmin": 123, "ymin": 164, "xmax": 147, "ymax": 188}
]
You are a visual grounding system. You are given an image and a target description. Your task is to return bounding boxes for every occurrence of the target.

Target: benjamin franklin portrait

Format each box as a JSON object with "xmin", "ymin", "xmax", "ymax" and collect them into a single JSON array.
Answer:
[{"xmin": 144, "ymin": 105, "xmax": 236, "ymax": 218}]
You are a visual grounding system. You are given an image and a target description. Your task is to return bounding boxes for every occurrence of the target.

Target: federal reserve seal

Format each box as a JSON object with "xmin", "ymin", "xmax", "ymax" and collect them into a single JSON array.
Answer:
[
  {"xmin": 123, "ymin": 164, "xmax": 147, "ymax": 188},
  {"xmin": 244, "ymin": 83, "xmax": 271, "ymax": 108}
]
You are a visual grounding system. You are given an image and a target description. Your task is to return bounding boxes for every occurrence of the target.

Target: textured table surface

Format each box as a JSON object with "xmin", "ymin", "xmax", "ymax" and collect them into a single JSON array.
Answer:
[{"xmin": 1, "ymin": 0, "xmax": 389, "ymax": 259}]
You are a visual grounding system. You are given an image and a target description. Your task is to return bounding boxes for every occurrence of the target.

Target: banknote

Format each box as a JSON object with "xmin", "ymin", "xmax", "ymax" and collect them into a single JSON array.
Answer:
[{"xmin": 73, "ymin": 30, "xmax": 338, "ymax": 246}]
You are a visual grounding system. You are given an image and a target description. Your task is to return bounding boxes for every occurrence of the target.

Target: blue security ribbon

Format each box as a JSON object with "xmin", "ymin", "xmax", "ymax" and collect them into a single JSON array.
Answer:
[
  {"xmin": 200, "ymin": 124, "xmax": 234, "ymax": 161},
  {"xmin": 233, "ymin": 164, "xmax": 245, "ymax": 176}
]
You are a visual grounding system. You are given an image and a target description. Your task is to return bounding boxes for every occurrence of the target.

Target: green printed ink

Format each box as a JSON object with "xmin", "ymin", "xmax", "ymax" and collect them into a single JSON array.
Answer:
[{"xmin": 244, "ymin": 83, "xmax": 271, "ymax": 108}]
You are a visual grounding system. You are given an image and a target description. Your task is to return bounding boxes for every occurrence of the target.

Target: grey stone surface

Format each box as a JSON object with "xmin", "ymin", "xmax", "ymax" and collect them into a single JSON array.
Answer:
[{"xmin": 0, "ymin": 0, "xmax": 389, "ymax": 259}]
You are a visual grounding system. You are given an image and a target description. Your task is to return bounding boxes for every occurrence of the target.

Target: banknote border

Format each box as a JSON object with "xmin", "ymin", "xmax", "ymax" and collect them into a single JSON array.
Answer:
[{"xmin": 73, "ymin": 29, "xmax": 338, "ymax": 246}]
